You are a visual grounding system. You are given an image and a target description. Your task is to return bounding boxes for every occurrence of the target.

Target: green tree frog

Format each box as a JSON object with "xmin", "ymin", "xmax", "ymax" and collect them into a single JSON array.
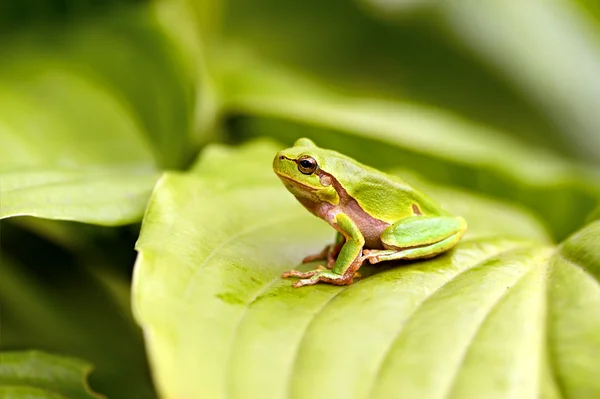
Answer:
[{"xmin": 273, "ymin": 138, "xmax": 467, "ymax": 288}]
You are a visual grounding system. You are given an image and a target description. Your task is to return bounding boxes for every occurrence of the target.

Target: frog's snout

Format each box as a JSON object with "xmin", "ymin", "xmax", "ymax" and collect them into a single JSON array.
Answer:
[
  {"xmin": 273, "ymin": 152, "xmax": 285, "ymax": 174},
  {"xmin": 273, "ymin": 151, "xmax": 289, "ymax": 168}
]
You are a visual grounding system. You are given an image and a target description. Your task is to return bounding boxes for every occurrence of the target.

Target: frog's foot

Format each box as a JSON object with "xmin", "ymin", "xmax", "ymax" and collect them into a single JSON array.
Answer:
[
  {"xmin": 282, "ymin": 266, "xmax": 354, "ymax": 288},
  {"xmin": 282, "ymin": 265, "xmax": 325, "ymax": 279},
  {"xmin": 362, "ymin": 249, "xmax": 396, "ymax": 264}
]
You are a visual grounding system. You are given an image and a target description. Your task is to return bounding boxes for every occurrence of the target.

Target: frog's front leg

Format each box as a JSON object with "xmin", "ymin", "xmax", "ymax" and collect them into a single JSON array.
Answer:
[
  {"xmin": 362, "ymin": 215, "xmax": 466, "ymax": 264},
  {"xmin": 282, "ymin": 214, "xmax": 364, "ymax": 287}
]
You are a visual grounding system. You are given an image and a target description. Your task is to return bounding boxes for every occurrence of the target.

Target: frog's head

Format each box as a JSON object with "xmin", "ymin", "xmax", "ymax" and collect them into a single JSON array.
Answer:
[{"xmin": 273, "ymin": 138, "xmax": 339, "ymax": 205}]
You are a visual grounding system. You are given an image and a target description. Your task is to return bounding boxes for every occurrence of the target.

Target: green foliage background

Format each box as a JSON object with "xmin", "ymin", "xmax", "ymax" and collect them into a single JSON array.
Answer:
[{"xmin": 0, "ymin": 0, "xmax": 599, "ymax": 398}]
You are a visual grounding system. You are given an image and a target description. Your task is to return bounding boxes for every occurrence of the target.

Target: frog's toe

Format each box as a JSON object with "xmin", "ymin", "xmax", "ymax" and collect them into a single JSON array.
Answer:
[
  {"xmin": 362, "ymin": 251, "xmax": 379, "ymax": 263},
  {"xmin": 288, "ymin": 270, "xmax": 354, "ymax": 288},
  {"xmin": 292, "ymin": 276, "xmax": 321, "ymax": 288},
  {"xmin": 281, "ymin": 269, "xmax": 318, "ymax": 279},
  {"xmin": 282, "ymin": 265, "xmax": 329, "ymax": 279}
]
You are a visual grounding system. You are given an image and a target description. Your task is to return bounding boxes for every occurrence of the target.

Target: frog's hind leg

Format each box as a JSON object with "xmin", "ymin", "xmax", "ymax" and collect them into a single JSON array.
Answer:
[{"xmin": 362, "ymin": 215, "xmax": 466, "ymax": 264}]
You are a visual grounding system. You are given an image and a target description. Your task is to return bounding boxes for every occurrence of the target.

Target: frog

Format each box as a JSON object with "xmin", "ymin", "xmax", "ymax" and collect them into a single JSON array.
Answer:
[{"xmin": 273, "ymin": 138, "xmax": 467, "ymax": 288}]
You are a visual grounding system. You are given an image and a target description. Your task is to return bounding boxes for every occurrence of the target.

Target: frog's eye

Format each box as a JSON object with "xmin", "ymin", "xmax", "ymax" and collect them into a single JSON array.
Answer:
[{"xmin": 297, "ymin": 155, "xmax": 318, "ymax": 175}]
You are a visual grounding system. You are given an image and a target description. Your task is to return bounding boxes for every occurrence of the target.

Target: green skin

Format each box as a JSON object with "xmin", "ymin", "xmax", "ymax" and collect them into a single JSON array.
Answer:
[{"xmin": 273, "ymin": 138, "xmax": 467, "ymax": 288}]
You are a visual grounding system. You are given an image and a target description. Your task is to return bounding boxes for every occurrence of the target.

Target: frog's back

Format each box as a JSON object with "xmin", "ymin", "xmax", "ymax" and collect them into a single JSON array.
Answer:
[{"xmin": 321, "ymin": 150, "xmax": 447, "ymax": 223}]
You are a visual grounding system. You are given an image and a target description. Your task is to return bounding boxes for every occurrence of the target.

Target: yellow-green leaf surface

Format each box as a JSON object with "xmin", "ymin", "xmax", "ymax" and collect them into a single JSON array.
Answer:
[
  {"xmin": 0, "ymin": 351, "xmax": 104, "ymax": 399},
  {"xmin": 133, "ymin": 141, "xmax": 600, "ymax": 398}
]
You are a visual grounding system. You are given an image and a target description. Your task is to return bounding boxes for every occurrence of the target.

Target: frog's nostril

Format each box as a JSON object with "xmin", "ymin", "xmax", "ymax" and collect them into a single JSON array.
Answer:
[{"xmin": 279, "ymin": 155, "xmax": 285, "ymax": 160}]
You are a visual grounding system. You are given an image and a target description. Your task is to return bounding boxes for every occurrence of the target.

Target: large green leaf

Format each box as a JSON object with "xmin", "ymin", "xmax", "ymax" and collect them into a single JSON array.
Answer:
[
  {"xmin": 0, "ymin": 45, "xmax": 159, "ymax": 225},
  {"xmin": 133, "ymin": 141, "xmax": 599, "ymax": 398},
  {"xmin": 217, "ymin": 54, "xmax": 600, "ymax": 241},
  {"xmin": 0, "ymin": 351, "xmax": 103, "ymax": 399}
]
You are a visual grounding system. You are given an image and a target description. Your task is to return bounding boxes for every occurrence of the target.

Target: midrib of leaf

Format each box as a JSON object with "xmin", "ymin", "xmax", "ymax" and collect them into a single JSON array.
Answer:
[
  {"xmin": 283, "ymin": 280, "xmax": 354, "ymax": 398},
  {"xmin": 225, "ymin": 269, "xmax": 308, "ymax": 399},
  {"xmin": 544, "ymin": 255, "xmax": 567, "ymax": 399},
  {"xmin": 446, "ymin": 256, "xmax": 550, "ymax": 399}
]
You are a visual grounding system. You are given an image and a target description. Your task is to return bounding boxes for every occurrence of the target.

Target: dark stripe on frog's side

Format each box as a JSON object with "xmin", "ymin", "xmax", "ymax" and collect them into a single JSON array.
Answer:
[
  {"xmin": 412, "ymin": 203, "xmax": 423, "ymax": 215},
  {"xmin": 316, "ymin": 170, "xmax": 390, "ymax": 249}
]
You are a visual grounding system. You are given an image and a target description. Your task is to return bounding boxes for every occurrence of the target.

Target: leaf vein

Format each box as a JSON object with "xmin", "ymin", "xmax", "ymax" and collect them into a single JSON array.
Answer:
[
  {"xmin": 225, "ymin": 275, "xmax": 285, "ymax": 397},
  {"xmin": 444, "ymin": 260, "xmax": 544, "ymax": 398},
  {"xmin": 367, "ymin": 243, "xmax": 535, "ymax": 398},
  {"xmin": 284, "ymin": 283, "xmax": 354, "ymax": 397},
  {"xmin": 183, "ymin": 214, "xmax": 306, "ymax": 300}
]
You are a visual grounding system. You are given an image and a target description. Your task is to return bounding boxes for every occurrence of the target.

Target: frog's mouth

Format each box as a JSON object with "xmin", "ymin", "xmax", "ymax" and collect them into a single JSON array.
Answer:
[{"xmin": 275, "ymin": 173, "xmax": 319, "ymax": 192}]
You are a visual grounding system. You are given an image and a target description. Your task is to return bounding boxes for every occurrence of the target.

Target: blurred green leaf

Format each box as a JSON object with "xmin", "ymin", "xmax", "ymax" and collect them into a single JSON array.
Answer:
[
  {"xmin": 0, "ymin": 0, "xmax": 144, "ymax": 32},
  {"xmin": 0, "ymin": 247, "xmax": 155, "ymax": 399},
  {"xmin": 0, "ymin": 47, "xmax": 161, "ymax": 225},
  {"xmin": 0, "ymin": 3, "xmax": 205, "ymax": 225},
  {"xmin": 0, "ymin": 351, "xmax": 103, "ymax": 399},
  {"xmin": 0, "ymin": 3, "xmax": 196, "ymax": 169},
  {"xmin": 0, "ymin": 66, "xmax": 154, "ymax": 167},
  {"xmin": 215, "ymin": 0, "xmax": 567, "ymax": 155},
  {"xmin": 437, "ymin": 1, "xmax": 600, "ymax": 164},
  {"xmin": 363, "ymin": 0, "xmax": 600, "ymax": 164},
  {"xmin": 152, "ymin": 0, "xmax": 222, "ymax": 148},
  {"xmin": 131, "ymin": 141, "xmax": 600, "ymax": 398},
  {"xmin": 217, "ymin": 54, "xmax": 600, "ymax": 241},
  {"xmin": 588, "ymin": 205, "xmax": 600, "ymax": 223},
  {"xmin": 0, "ymin": 168, "xmax": 159, "ymax": 225}
]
